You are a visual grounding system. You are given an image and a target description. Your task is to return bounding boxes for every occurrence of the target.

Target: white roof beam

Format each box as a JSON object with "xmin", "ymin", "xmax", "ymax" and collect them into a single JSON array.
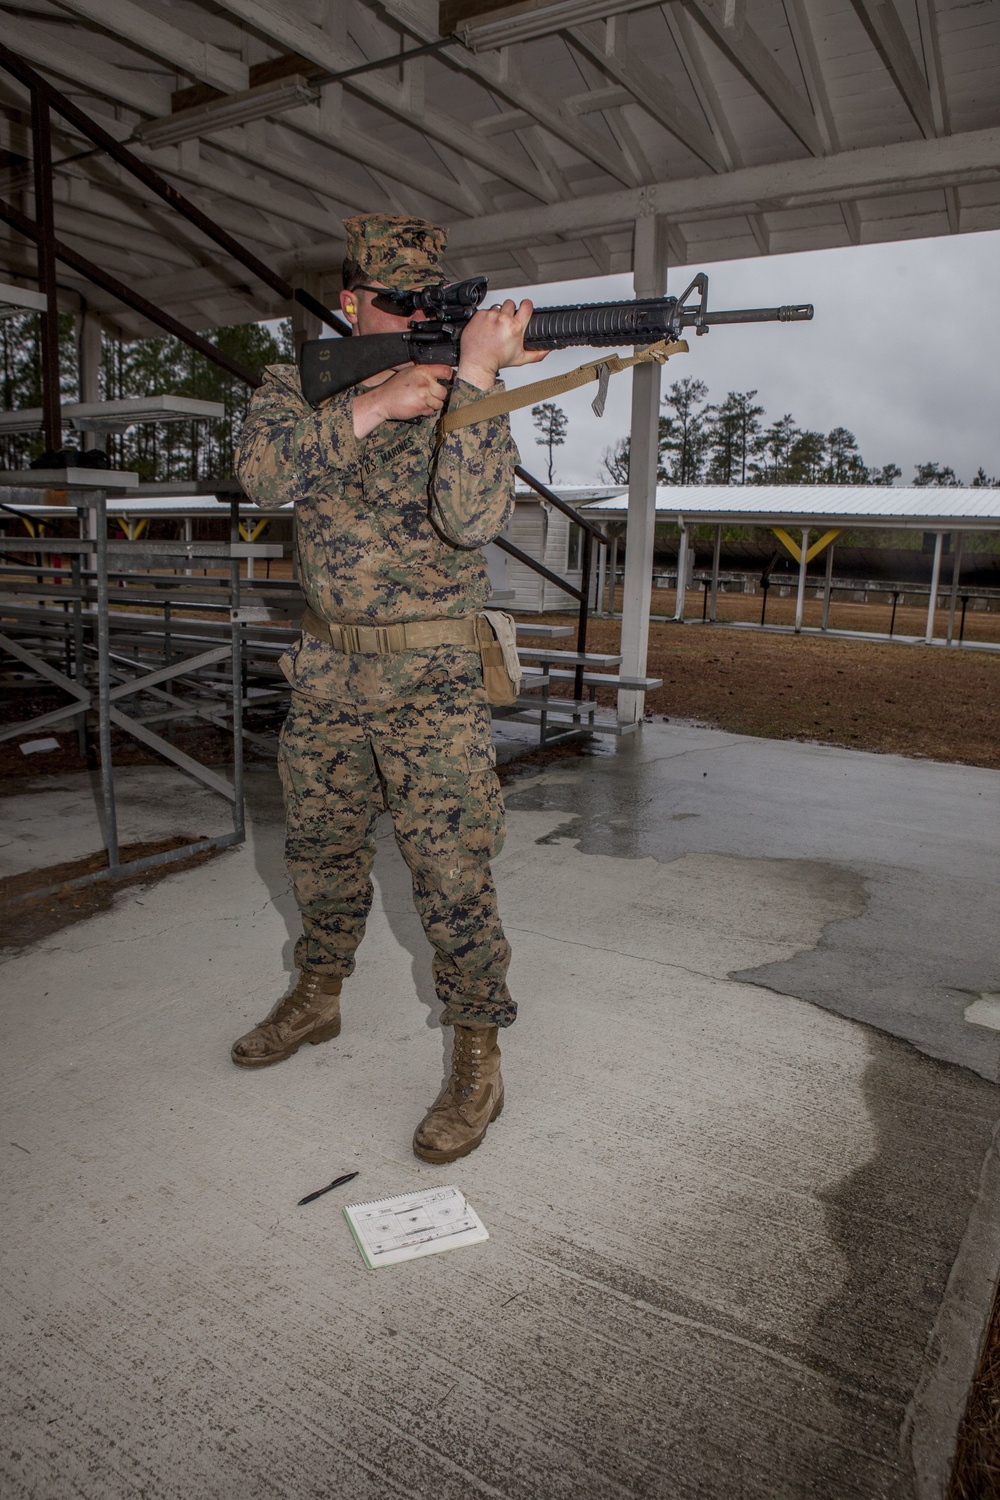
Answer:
[
  {"xmin": 472, "ymin": 107, "xmax": 534, "ymax": 135},
  {"xmin": 112, "ymin": 260, "xmax": 285, "ymax": 314},
  {"xmin": 566, "ymin": 18, "xmax": 727, "ymax": 171},
  {"xmin": 283, "ymin": 102, "xmax": 475, "ymax": 214},
  {"xmin": 128, "ymin": 142, "xmax": 344, "ymax": 236},
  {"xmin": 108, "ymin": 86, "xmax": 476, "ymax": 215},
  {"xmin": 204, "ymin": 125, "xmax": 386, "ymax": 215},
  {"xmin": 440, "ymin": 125, "xmax": 1000, "ymax": 256},
  {"xmin": 600, "ymin": 104, "xmax": 654, "ymax": 187},
  {"xmin": 70, "ymin": 150, "xmax": 299, "ymax": 254},
  {"xmin": 663, "ymin": 7, "xmax": 770, "ymax": 252},
  {"xmin": 203, "ymin": 0, "xmax": 552, "ymax": 201},
  {"xmin": 48, "ymin": 192, "xmax": 199, "ymax": 267},
  {"xmin": 50, "ymin": 0, "xmax": 249, "ymax": 94},
  {"xmin": 9, "ymin": 18, "xmax": 172, "ymax": 116},
  {"xmin": 848, "ymin": 0, "xmax": 937, "ymax": 138},
  {"xmin": 913, "ymin": 0, "xmax": 949, "ymax": 135},
  {"xmin": 679, "ymin": 0, "xmax": 824, "ymax": 156},
  {"xmin": 663, "ymin": 6, "xmax": 738, "ymax": 168},
  {"xmin": 373, "ymin": 0, "xmax": 642, "ymax": 188},
  {"xmin": 781, "ymin": 0, "xmax": 864, "ymax": 245},
  {"xmin": 780, "ymin": 0, "xmax": 840, "ymax": 152}
]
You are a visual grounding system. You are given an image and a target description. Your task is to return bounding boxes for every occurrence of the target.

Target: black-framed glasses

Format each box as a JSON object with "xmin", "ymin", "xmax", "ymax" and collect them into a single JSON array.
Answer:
[{"xmin": 348, "ymin": 284, "xmax": 433, "ymax": 317}]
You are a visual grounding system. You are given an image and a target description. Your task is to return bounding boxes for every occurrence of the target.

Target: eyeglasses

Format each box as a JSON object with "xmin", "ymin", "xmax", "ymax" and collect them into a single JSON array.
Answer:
[{"xmin": 349, "ymin": 284, "xmax": 443, "ymax": 317}]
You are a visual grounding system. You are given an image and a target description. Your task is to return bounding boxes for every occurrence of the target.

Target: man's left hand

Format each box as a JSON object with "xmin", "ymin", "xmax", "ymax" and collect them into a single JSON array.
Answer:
[{"xmin": 457, "ymin": 299, "xmax": 548, "ymax": 391}]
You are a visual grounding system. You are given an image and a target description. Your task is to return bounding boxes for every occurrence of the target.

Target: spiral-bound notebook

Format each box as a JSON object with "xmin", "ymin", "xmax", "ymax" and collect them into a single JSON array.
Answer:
[{"xmin": 344, "ymin": 1184, "xmax": 489, "ymax": 1269}]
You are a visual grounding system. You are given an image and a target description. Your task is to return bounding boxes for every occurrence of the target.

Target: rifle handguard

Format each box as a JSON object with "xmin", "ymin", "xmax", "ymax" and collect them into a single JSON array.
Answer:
[{"xmin": 297, "ymin": 272, "xmax": 813, "ymax": 408}]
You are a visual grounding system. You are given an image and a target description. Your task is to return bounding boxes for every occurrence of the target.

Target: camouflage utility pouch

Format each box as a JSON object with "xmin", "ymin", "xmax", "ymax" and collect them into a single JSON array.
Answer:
[{"xmin": 476, "ymin": 610, "xmax": 521, "ymax": 706}]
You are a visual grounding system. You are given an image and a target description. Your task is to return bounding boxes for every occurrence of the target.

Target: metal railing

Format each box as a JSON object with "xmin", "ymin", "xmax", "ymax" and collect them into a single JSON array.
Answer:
[
  {"xmin": 501, "ymin": 466, "xmax": 606, "ymax": 698},
  {"xmin": 0, "ymin": 481, "xmax": 291, "ymax": 891}
]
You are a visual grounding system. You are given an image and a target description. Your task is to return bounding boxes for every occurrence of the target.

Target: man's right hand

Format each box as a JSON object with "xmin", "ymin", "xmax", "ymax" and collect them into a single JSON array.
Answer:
[{"xmin": 351, "ymin": 363, "xmax": 454, "ymax": 437}]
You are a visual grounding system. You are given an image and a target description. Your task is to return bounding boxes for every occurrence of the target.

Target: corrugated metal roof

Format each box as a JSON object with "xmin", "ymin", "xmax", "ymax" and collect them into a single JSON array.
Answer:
[{"xmin": 578, "ymin": 484, "xmax": 1000, "ymax": 527}]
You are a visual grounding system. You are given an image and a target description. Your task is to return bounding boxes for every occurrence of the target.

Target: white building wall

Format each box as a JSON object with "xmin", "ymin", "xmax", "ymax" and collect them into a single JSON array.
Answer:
[{"xmin": 505, "ymin": 499, "xmax": 583, "ymax": 613}]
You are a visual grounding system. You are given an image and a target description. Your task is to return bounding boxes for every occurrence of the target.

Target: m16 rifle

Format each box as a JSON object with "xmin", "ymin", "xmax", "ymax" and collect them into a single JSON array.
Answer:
[{"xmin": 299, "ymin": 272, "xmax": 813, "ymax": 408}]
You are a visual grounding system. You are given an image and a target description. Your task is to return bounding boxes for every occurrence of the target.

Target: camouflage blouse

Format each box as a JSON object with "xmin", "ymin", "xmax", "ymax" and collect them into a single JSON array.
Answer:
[{"xmin": 235, "ymin": 363, "xmax": 519, "ymax": 626}]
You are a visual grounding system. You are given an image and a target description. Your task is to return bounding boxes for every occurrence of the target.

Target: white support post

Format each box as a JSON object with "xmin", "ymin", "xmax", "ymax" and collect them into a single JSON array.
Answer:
[
  {"xmin": 607, "ymin": 527, "xmax": 619, "ymax": 614},
  {"xmin": 945, "ymin": 532, "xmax": 964, "ymax": 645},
  {"xmin": 674, "ymin": 522, "xmax": 689, "ymax": 621},
  {"xmin": 821, "ymin": 542, "xmax": 835, "ymax": 630},
  {"xmin": 925, "ymin": 531, "xmax": 944, "ymax": 643},
  {"xmin": 77, "ymin": 310, "xmax": 102, "ymax": 452},
  {"xmin": 709, "ymin": 524, "xmax": 721, "ymax": 621},
  {"xmin": 595, "ymin": 526, "xmax": 607, "ymax": 615},
  {"xmin": 618, "ymin": 211, "xmax": 667, "ymax": 725},
  {"xmin": 794, "ymin": 528, "xmax": 810, "ymax": 632}
]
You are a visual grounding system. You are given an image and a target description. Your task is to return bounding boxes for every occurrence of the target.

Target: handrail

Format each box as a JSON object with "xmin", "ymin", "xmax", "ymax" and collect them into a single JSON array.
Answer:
[{"xmin": 505, "ymin": 464, "xmax": 607, "ymax": 700}]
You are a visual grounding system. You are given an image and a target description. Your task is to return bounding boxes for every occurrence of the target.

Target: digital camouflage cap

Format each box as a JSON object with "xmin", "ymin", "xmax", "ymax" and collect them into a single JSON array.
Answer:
[{"xmin": 343, "ymin": 214, "xmax": 447, "ymax": 290}]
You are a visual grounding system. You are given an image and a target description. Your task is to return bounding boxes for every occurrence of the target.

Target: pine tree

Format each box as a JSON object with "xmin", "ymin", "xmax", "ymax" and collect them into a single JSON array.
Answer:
[
  {"xmin": 703, "ymin": 389, "xmax": 764, "ymax": 485},
  {"xmin": 658, "ymin": 377, "xmax": 709, "ymax": 484},
  {"xmin": 913, "ymin": 461, "xmax": 961, "ymax": 486},
  {"xmin": 824, "ymin": 427, "xmax": 867, "ymax": 483},
  {"xmin": 531, "ymin": 401, "xmax": 568, "ymax": 483},
  {"xmin": 787, "ymin": 430, "xmax": 826, "ymax": 483},
  {"xmin": 757, "ymin": 414, "xmax": 800, "ymax": 483}
]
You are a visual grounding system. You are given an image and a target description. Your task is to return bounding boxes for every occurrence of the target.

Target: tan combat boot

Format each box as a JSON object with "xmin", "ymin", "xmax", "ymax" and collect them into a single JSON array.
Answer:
[
  {"xmin": 231, "ymin": 972, "xmax": 342, "ymax": 1068},
  {"xmin": 413, "ymin": 1024, "xmax": 504, "ymax": 1164}
]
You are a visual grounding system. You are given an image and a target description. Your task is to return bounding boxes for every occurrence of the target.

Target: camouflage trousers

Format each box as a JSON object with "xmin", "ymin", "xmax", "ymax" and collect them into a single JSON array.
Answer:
[{"xmin": 277, "ymin": 631, "xmax": 514, "ymax": 1028}]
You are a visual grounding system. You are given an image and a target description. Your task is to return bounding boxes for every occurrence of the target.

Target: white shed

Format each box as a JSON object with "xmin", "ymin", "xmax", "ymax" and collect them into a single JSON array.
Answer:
[{"xmin": 505, "ymin": 486, "xmax": 620, "ymax": 613}]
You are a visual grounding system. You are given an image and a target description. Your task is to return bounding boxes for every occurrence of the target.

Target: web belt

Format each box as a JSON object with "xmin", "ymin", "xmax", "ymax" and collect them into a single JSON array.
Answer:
[{"xmin": 302, "ymin": 605, "xmax": 478, "ymax": 655}]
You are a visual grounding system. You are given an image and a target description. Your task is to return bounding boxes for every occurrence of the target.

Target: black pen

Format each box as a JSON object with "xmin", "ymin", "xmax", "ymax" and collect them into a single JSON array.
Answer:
[{"xmin": 297, "ymin": 1170, "xmax": 359, "ymax": 1206}]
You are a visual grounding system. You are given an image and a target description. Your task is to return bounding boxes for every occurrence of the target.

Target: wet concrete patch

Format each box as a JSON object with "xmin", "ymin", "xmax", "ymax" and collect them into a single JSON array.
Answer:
[
  {"xmin": 733, "ymin": 868, "xmax": 1000, "ymax": 1082},
  {"xmin": 503, "ymin": 724, "xmax": 1000, "ymax": 1079}
]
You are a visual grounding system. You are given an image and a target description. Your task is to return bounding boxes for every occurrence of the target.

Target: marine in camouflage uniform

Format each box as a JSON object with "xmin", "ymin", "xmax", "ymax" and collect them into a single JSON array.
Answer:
[{"xmin": 231, "ymin": 213, "xmax": 525, "ymax": 1163}]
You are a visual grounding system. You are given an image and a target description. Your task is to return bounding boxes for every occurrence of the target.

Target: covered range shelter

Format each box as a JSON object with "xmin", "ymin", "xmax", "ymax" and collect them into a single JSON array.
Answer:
[
  {"xmin": 0, "ymin": 0, "xmax": 998, "ymax": 718},
  {"xmin": 583, "ymin": 482, "xmax": 1000, "ymax": 644}
]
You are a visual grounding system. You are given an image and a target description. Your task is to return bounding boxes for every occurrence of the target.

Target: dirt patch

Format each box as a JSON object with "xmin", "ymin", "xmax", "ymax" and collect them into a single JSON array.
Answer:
[
  {"xmin": 0, "ymin": 835, "xmax": 228, "ymax": 949},
  {"xmin": 516, "ymin": 614, "xmax": 1000, "ymax": 770}
]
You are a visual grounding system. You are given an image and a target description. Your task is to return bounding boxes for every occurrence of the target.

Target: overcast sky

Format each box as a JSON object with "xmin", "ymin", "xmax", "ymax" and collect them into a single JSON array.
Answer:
[{"xmin": 498, "ymin": 228, "xmax": 1000, "ymax": 489}]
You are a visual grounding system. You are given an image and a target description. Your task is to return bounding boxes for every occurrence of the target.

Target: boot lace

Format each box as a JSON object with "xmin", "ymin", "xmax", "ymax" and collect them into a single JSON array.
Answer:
[
  {"xmin": 250, "ymin": 973, "xmax": 329, "ymax": 1043},
  {"xmin": 452, "ymin": 1028, "xmax": 489, "ymax": 1097}
]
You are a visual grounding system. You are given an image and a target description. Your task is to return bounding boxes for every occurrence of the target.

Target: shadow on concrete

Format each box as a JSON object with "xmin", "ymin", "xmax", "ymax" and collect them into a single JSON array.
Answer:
[
  {"xmin": 809, "ymin": 1029, "xmax": 999, "ymax": 1495},
  {"xmin": 243, "ymin": 762, "xmax": 448, "ymax": 1080},
  {"xmin": 242, "ymin": 765, "xmax": 299, "ymax": 979}
]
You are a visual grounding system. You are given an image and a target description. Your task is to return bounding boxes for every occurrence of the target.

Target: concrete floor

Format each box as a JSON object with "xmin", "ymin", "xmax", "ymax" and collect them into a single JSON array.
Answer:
[{"xmin": 2, "ymin": 723, "xmax": 999, "ymax": 1499}]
